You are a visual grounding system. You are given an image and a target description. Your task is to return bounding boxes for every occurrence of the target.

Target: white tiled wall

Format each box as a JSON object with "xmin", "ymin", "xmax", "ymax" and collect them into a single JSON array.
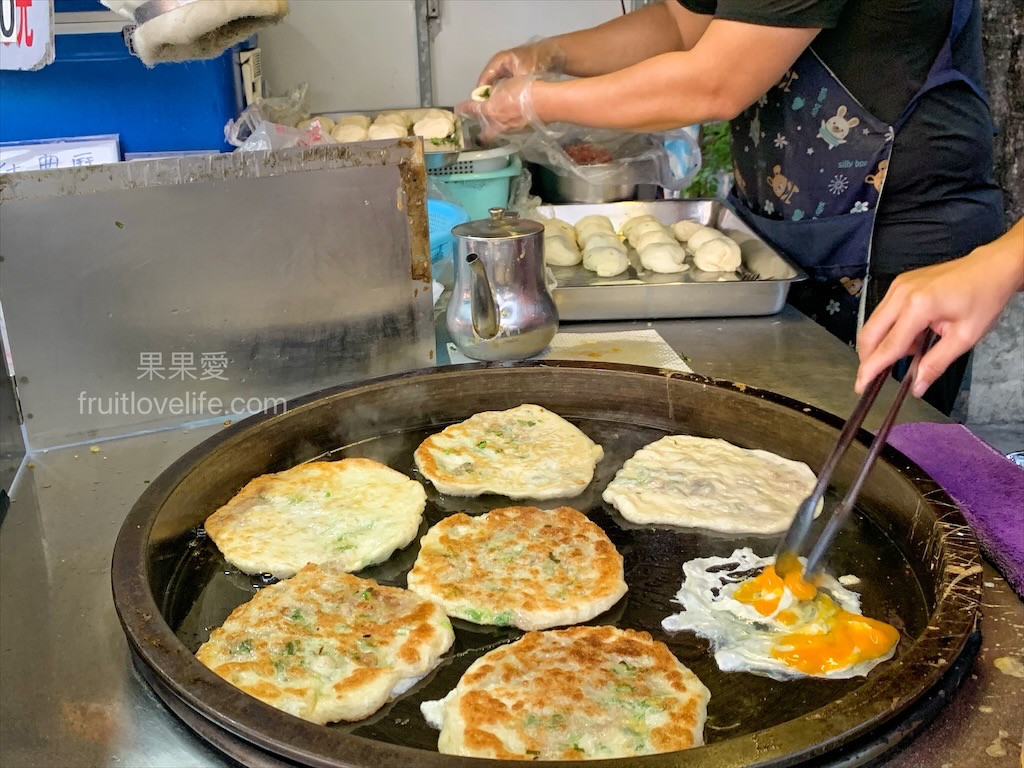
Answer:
[{"xmin": 258, "ymin": 0, "xmax": 626, "ymax": 113}]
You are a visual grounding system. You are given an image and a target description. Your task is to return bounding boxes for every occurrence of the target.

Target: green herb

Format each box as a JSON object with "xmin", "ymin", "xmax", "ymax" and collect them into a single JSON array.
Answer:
[
  {"xmin": 493, "ymin": 610, "xmax": 513, "ymax": 626},
  {"xmin": 682, "ymin": 121, "xmax": 732, "ymax": 199},
  {"xmin": 614, "ymin": 660, "xmax": 637, "ymax": 676},
  {"xmin": 234, "ymin": 640, "xmax": 252, "ymax": 655},
  {"xmin": 360, "ymin": 588, "xmax": 373, "ymax": 600},
  {"xmin": 290, "ymin": 608, "xmax": 305, "ymax": 622},
  {"xmin": 547, "ymin": 713, "xmax": 567, "ymax": 730},
  {"xmin": 548, "ymin": 552, "xmax": 560, "ymax": 564},
  {"xmin": 115, "ymin": 221, "xmax": 125, "ymax": 229},
  {"xmin": 477, "ymin": 440, "xmax": 487, "ymax": 449},
  {"xmin": 324, "ymin": 491, "xmax": 331, "ymax": 497},
  {"xmin": 284, "ymin": 641, "xmax": 297, "ymax": 655}
]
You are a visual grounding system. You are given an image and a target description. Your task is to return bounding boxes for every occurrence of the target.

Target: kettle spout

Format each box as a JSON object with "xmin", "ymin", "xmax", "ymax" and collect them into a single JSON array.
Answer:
[{"xmin": 467, "ymin": 254, "xmax": 500, "ymax": 340}]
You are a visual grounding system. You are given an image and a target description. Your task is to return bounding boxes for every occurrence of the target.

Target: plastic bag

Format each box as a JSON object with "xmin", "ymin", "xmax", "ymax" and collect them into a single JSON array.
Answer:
[
  {"xmin": 224, "ymin": 84, "xmax": 318, "ymax": 149},
  {"xmin": 503, "ymin": 119, "xmax": 701, "ymax": 191},
  {"xmin": 231, "ymin": 121, "xmax": 336, "ymax": 152},
  {"xmin": 426, "ymin": 177, "xmax": 460, "ymax": 205}
]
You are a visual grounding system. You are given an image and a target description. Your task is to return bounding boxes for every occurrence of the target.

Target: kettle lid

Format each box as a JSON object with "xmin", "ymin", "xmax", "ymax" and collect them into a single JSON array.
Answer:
[{"xmin": 451, "ymin": 207, "xmax": 543, "ymax": 240}]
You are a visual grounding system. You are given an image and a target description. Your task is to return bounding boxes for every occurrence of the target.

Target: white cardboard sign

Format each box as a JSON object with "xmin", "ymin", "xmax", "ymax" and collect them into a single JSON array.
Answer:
[
  {"xmin": 0, "ymin": 135, "xmax": 121, "ymax": 173},
  {"xmin": 0, "ymin": 0, "xmax": 54, "ymax": 71}
]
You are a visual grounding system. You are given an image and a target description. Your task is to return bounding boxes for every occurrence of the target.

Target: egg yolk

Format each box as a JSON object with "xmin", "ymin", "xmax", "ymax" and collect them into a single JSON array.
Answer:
[
  {"xmin": 733, "ymin": 564, "xmax": 900, "ymax": 674},
  {"xmin": 771, "ymin": 594, "xmax": 900, "ymax": 675},
  {"xmin": 732, "ymin": 563, "xmax": 819, "ymax": 615},
  {"xmin": 732, "ymin": 565, "xmax": 784, "ymax": 616}
]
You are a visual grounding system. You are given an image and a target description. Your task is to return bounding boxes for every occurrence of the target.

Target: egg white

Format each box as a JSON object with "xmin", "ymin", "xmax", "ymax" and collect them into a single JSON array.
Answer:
[{"xmin": 662, "ymin": 548, "xmax": 898, "ymax": 681}]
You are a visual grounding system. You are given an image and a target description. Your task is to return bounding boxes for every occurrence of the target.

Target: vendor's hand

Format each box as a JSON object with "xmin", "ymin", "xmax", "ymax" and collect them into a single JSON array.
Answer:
[
  {"xmin": 456, "ymin": 76, "xmax": 539, "ymax": 143},
  {"xmin": 855, "ymin": 221, "xmax": 1024, "ymax": 398},
  {"xmin": 477, "ymin": 38, "xmax": 566, "ymax": 87}
]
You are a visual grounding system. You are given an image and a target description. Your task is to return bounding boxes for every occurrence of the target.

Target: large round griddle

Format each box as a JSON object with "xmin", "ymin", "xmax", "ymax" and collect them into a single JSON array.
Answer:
[{"xmin": 112, "ymin": 362, "xmax": 982, "ymax": 768}]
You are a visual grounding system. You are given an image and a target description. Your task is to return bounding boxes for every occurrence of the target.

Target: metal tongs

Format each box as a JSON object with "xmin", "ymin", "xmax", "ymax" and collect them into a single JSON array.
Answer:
[{"xmin": 775, "ymin": 330, "xmax": 939, "ymax": 584}]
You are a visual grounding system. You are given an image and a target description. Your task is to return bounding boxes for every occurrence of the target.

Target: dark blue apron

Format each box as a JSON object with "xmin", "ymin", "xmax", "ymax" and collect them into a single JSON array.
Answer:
[{"xmin": 727, "ymin": 0, "xmax": 990, "ymax": 345}]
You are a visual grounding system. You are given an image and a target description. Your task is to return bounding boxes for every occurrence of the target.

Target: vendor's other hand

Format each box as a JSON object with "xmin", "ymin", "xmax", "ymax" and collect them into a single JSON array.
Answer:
[
  {"xmin": 456, "ymin": 76, "xmax": 538, "ymax": 143},
  {"xmin": 855, "ymin": 221, "xmax": 1024, "ymax": 398},
  {"xmin": 477, "ymin": 38, "xmax": 566, "ymax": 87}
]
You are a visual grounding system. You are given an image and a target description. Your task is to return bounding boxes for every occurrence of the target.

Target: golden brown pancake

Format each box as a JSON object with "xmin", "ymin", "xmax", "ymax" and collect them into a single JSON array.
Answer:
[
  {"xmin": 196, "ymin": 564, "xmax": 454, "ymax": 724},
  {"xmin": 421, "ymin": 626, "xmax": 710, "ymax": 759},
  {"xmin": 204, "ymin": 458, "xmax": 425, "ymax": 578},
  {"xmin": 406, "ymin": 506, "xmax": 627, "ymax": 630},
  {"xmin": 414, "ymin": 404, "xmax": 603, "ymax": 499}
]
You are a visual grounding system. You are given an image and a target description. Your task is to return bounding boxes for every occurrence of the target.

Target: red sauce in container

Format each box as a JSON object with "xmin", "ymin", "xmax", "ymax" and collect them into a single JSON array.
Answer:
[{"xmin": 564, "ymin": 143, "xmax": 616, "ymax": 165}]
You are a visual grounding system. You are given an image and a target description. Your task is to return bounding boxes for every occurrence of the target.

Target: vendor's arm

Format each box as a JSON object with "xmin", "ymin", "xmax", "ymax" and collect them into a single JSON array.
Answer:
[
  {"xmin": 534, "ymin": 19, "xmax": 818, "ymax": 130},
  {"xmin": 553, "ymin": 2, "xmax": 712, "ymax": 77},
  {"xmin": 477, "ymin": 3, "xmax": 710, "ymax": 86},
  {"xmin": 855, "ymin": 220, "xmax": 1024, "ymax": 398}
]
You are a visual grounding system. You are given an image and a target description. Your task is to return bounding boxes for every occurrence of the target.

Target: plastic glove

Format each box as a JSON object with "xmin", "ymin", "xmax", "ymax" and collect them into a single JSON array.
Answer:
[
  {"xmin": 456, "ymin": 75, "xmax": 540, "ymax": 143},
  {"xmin": 476, "ymin": 37, "xmax": 567, "ymax": 87}
]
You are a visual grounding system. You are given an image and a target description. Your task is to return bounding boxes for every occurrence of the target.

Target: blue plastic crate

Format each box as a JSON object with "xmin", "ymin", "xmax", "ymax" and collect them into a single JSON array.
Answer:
[
  {"xmin": 0, "ymin": 1, "xmax": 245, "ymax": 155},
  {"xmin": 427, "ymin": 199, "xmax": 469, "ymax": 287}
]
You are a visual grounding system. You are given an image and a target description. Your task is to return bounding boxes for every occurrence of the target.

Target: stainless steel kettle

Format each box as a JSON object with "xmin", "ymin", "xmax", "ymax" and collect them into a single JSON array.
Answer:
[{"xmin": 446, "ymin": 208, "xmax": 558, "ymax": 361}]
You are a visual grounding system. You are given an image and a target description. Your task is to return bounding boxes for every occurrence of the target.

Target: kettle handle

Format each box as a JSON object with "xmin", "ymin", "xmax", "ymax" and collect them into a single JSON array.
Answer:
[{"xmin": 466, "ymin": 253, "xmax": 499, "ymax": 340}]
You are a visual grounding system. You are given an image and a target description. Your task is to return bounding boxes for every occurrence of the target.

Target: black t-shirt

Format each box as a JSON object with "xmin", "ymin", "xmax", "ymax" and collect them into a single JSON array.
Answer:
[{"xmin": 676, "ymin": 0, "xmax": 1004, "ymax": 273}]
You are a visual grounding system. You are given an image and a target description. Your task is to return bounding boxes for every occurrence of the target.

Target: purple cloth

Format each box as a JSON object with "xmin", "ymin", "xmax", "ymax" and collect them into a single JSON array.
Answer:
[{"xmin": 888, "ymin": 422, "xmax": 1024, "ymax": 597}]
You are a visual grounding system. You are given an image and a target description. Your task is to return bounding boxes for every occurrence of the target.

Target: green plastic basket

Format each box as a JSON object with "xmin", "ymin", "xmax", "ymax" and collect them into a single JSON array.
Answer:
[{"xmin": 429, "ymin": 156, "xmax": 522, "ymax": 220}]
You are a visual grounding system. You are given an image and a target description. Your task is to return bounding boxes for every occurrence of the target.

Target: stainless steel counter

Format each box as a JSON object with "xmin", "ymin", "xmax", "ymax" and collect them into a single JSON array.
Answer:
[{"xmin": 2, "ymin": 307, "xmax": 1022, "ymax": 768}]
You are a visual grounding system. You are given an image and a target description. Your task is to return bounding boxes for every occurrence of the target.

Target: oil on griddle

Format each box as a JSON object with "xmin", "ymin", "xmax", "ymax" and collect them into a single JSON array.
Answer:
[{"xmin": 165, "ymin": 416, "xmax": 930, "ymax": 754}]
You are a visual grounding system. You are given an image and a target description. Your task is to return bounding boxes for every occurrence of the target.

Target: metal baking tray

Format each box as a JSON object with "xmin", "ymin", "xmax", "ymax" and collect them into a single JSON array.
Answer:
[
  {"xmin": 326, "ymin": 107, "xmax": 466, "ymax": 169},
  {"xmin": 112, "ymin": 361, "xmax": 981, "ymax": 768},
  {"xmin": 538, "ymin": 200, "xmax": 806, "ymax": 321}
]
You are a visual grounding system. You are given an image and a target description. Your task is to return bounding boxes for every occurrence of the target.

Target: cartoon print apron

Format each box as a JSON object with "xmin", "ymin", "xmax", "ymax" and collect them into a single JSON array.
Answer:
[{"xmin": 726, "ymin": 0, "xmax": 989, "ymax": 345}]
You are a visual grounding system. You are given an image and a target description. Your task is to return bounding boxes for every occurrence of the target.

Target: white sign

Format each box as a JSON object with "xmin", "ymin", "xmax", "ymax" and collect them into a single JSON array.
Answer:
[
  {"xmin": 0, "ymin": 0, "xmax": 54, "ymax": 71},
  {"xmin": 0, "ymin": 135, "xmax": 121, "ymax": 173}
]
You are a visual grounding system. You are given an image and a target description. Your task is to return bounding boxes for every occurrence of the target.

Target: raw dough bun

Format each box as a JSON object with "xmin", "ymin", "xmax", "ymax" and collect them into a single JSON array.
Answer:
[
  {"xmin": 627, "ymin": 219, "xmax": 669, "ymax": 245},
  {"xmin": 413, "ymin": 116, "xmax": 455, "ymax": 140},
  {"xmin": 639, "ymin": 242, "xmax": 687, "ymax": 273},
  {"xmin": 331, "ymin": 124, "xmax": 369, "ymax": 143},
  {"xmin": 692, "ymin": 237, "xmax": 743, "ymax": 272},
  {"xmin": 582, "ymin": 232, "xmax": 626, "ymax": 255},
  {"xmin": 583, "ymin": 246, "xmax": 629, "ymax": 277},
  {"xmin": 367, "ymin": 123, "xmax": 408, "ymax": 140},
  {"xmin": 471, "ymin": 85, "xmax": 492, "ymax": 101},
  {"xmin": 543, "ymin": 218, "xmax": 577, "ymax": 245},
  {"xmin": 337, "ymin": 114, "xmax": 372, "ymax": 130},
  {"xmin": 574, "ymin": 215, "xmax": 615, "ymax": 240},
  {"xmin": 671, "ymin": 219, "xmax": 705, "ymax": 244},
  {"xmin": 685, "ymin": 226, "xmax": 726, "ymax": 252},
  {"xmin": 576, "ymin": 222, "xmax": 617, "ymax": 245},
  {"xmin": 425, "ymin": 108, "xmax": 455, "ymax": 122},
  {"xmin": 297, "ymin": 116, "xmax": 335, "ymax": 134},
  {"xmin": 545, "ymin": 234, "xmax": 582, "ymax": 267},
  {"xmin": 634, "ymin": 229, "xmax": 677, "ymax": 252},
  {"xmin": 374, "ymin": 112, "xmax": 410, "ymax": 128},
  {"xmin": 621, "ymin": 214, "xmax": 660, "ymax": 238}
]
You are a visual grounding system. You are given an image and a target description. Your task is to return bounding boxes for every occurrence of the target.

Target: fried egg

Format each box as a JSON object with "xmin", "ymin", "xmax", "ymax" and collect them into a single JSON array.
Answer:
[{"xmin": 662, "ymin": 548, "xmax": 899, "ymax": 680}]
